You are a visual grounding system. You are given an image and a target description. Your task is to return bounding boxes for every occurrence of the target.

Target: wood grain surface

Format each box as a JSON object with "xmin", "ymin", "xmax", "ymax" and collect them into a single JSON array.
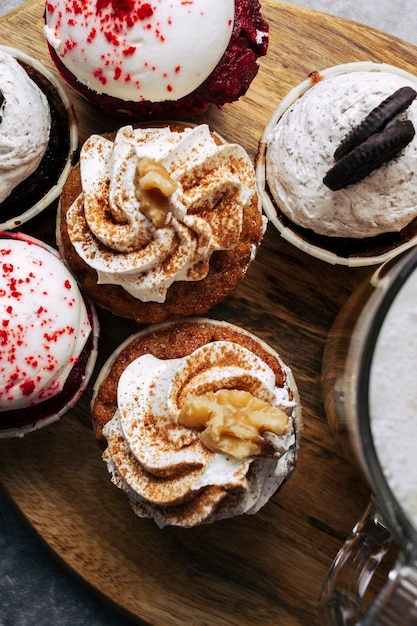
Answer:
[{"xmin": 0, "ymin": 1, "xmax": 416, "ymax": 624}]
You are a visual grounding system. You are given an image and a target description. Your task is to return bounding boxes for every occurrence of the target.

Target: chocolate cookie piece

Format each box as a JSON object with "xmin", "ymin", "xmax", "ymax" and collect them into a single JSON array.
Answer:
[
  {"xmin": 334, "ymin": 86, "xmax": 417, "ymax": 160},
  {"xmin": 324, "ymin": 119, "xmax": 415, "ymax": 191}
]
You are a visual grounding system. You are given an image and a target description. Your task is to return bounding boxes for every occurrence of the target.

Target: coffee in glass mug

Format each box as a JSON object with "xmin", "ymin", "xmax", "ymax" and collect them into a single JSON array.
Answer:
[{"xmin": 321, "ymin": 246, "xmax": 417, "ymax": 625}]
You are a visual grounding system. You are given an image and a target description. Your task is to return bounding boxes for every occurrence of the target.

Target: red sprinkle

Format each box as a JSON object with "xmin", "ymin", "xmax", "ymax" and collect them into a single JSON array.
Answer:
[
  {"xmin": 123, "ymin": 46, "xmax": 136, "ymax": 56},
  {"xmin": 105, "ymin": 31, "xmax": 119, "ymax": 46},
  {"xmin": 93, "ymin": 68, "xmax": 107, "ymax": 85},
  {"xmin": 69, "ymin": 0, "xmax": 84, "ymax": 16},
  {"xmin": 87, "ymin": 28, "xmax": 97, "ymax": 43},
  {"xmin": 26, "ymin": 356, "xmax": 39, "ymax": 368},
  {"xmin": 63, "ymin": 38, "xmax": 77, "ymax": 54},
  {"xmin": 95, "ymin": 0, "xmax": 153, "ymax": 22},
  {"xmin": 20, "ymin": 380, "xmax": 36, "ymax": 397},
  {"xmin": 137, "ymin": 3, "xmax": 153, "ymax": 19}
]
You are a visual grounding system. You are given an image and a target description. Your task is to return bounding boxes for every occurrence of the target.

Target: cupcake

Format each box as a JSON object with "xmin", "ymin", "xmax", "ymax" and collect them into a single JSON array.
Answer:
[
  {"xmin": 92, "ymin": 318, "xmax": 301, "ymax": 528},
  {"xmin": 256, "ymin": 62, "xmax": 417, "ymax": 266},
  {"xmin": 0, "ymin": 45, "xmax": 78, "ymax": 231},
  {"xmin": 44, "ymin": 0, "xmax": 268, "ymax": 120},
  {"xmin": 0, "ymin": 231, "xmax": 99, "ymax": 438},
  {"xmin": 57, "ymin": 122, "xmax": 266, "ymax": 323}
]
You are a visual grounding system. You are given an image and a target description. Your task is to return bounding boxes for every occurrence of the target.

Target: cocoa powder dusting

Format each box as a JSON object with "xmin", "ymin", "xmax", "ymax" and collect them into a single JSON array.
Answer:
[{"xmin": 92, "ymin": 320, "xmax": 286, "ymax": 445}]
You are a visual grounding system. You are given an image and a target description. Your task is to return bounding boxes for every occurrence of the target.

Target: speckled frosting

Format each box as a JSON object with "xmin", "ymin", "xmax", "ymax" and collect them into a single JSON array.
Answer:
[
  {"xmin": 58, "ymin": 122, "xmax": 266, "ymax": 323},
  {"xmin": 0, "ymin": 44, "xmax": 78, "ymax": 232},
  {"xmin": 0, "ymin": 49, "xmax": 51, "ymax": 204},
  {"xmin": 0, "ymin": 232, "xmax": 98, "ymax": 437},
  {"xmin": 44, "ymin": 0, "xmax": 269, "ymax": 119},
  {"xmin": 92, "ymin": 318, "xmax": 302, "ymax": 528},
  {"xmin": 256, "ymin": 62, "xmax": 417, "ymax": 266},
  {"xmin": 65, "ymin": 124, "xmax": 259, "ymax": 302},
  {"xmin": 265, "ymin": 70, "xmax": 417, "ymax": 239},
  {"xmin": 44, "ymin": 0, "xmax": 234, "ymax": 102}
]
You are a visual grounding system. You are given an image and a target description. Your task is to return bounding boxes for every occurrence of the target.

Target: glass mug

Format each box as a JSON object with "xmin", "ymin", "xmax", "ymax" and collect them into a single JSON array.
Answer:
[{"xmin": 321, "ymin": 246, "xmax": 417, "ymax": 625}]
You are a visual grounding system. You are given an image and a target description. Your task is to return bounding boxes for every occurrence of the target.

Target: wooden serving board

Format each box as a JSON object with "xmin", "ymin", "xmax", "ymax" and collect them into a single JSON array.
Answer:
[{"xmin": 0, "ymin": 1, "xmax": 415, "ymax": 624}]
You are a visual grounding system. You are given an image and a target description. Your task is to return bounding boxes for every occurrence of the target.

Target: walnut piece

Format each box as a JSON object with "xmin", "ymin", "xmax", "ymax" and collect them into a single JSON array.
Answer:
[
  {"xmin": 134, "ymin": 158, "xmax": 178, "ymax": 228},
  {"xmin": 178, "ymin": 389, "xmax": 289, "ymax": 459}
]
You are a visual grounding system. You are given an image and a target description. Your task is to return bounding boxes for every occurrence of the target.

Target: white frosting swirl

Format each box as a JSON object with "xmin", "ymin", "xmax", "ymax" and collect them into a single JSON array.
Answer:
[
  {"xmin": 0, "ymin": 50, "xmax": 51, "ymax": 203},
  {"xmin": 66, "ymin": 124, "xmax": 257, "ymax": 302},
  {"xmin": 266, "ymin": 70, "xmax": 417, "ymax": 238},
  {"xmin": 102, "ymin": 340, "xmax": 298, "ymax": 527},
  {"xmin": 44, "ymin": 0, "xmax": 234, "ymax": 102},
  {"xmin": 0, "ymin": 238, "xmax": 91, "ymax": 411}
]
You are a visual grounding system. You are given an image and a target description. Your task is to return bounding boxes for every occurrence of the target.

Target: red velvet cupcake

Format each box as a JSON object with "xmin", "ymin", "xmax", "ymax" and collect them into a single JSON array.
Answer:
[
  {"xmin": 0, "ymin": 231, "xmax": 99, "ymax": 438},
  {"xmin": 44, "ymin": 0, "xmax": 268, "ymax": 120}
]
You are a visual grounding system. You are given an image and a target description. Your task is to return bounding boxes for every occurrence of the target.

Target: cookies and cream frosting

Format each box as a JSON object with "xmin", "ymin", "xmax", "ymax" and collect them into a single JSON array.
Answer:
[
  {"xmin": 66, "ymin": 124, "xmax": 261, "ymax": 303},
  {"xmin": 101, "ymin": 328, "xmax": 299, "ymax": 527},
  {"xmin": 44, "ymin": 0, "xmax": 234, "ymax": 103},
  {"xmin": 0, "ymin": 50, "xmax": 51, "ymax": 203},
  {"xmin": 0, "ymin": 237, "xmax": 92, "ymax": 411},
  {"xmin": 266, "ymin": 70, "xmax": 417, "ymax": 238}
]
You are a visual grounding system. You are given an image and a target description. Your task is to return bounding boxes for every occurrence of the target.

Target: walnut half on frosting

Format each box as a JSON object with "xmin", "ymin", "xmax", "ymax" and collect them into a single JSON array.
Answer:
[
  {"xmin": 134, "ymin": 157, "xmax": 178, "ymax": 228},
  {"xmin": 178, "ymin": 388, "xmax": 290, "ymax": 459}
]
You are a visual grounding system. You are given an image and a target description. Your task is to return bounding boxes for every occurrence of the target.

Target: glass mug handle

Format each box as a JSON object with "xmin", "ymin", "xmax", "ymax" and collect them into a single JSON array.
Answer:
[
  {"xmin": 319, "ymin": 501, "xmax": 393, "ymax": 625},
  {"xmin": 320, "ymin": 501, "xmax": 417, "ymax": 625}
]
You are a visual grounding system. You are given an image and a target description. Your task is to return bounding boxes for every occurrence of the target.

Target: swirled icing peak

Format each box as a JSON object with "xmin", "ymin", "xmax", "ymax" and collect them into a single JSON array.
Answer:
[
  {"xmin": 102, "ymin": 337, "xmax": 298, "ymax": 527},
  {"xmin": 44, "ymin": 0, "xmax": 234, "ymax": 102},
  {"xmin": 66, "ymin": 124, "xmax": 257, "ymax": 302},
  {"xmin": 0, "ymin": 50, "xmax": 51, "ymax": 203}
]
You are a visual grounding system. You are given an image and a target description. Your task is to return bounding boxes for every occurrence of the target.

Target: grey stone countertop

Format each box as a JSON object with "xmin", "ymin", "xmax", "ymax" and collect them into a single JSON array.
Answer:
[{"xmin": 1, "ymin": 1, "xmax": 416, "ymax": 625}]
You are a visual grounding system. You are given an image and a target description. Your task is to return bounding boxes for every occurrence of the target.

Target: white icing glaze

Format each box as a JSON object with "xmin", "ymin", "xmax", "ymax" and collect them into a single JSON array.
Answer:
[
  {"xmin": 0, "ymin": 238, "xmax": 91, "ymax": 411},
  {"xmin": 44, "ymin": 0, "xmax": 234, "ymax": 102}
]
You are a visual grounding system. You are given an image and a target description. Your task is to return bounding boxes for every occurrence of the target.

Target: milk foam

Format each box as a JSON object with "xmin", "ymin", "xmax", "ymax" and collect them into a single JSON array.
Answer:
[{"xmin": 370, "ymin": 266, "xmax": 417, "ymax": 529}]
